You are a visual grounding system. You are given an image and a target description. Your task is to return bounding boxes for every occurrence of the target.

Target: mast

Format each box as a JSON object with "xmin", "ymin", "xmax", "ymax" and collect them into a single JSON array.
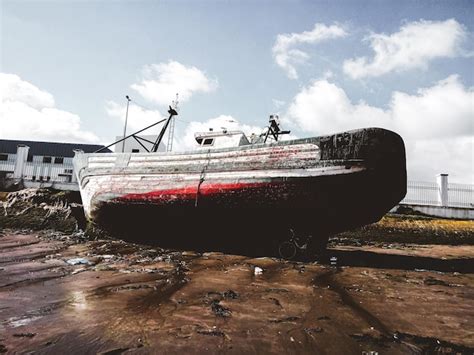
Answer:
[
  {"xmin": 166, "ymin": 93, "xmax": 179, "ymax": 152},
  {"xmin": 152, "ymin": 105, "xmax": 178, "ymax": 152}
]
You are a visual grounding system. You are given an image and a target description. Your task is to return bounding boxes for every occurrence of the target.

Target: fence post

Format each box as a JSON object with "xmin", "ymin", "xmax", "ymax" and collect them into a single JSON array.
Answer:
[
  {"xmin": 13, "ymin": 145, "xmax": 30, "ymax": 179},
  {"xmin": 437, "ymin": 174, "xmax": 449, "ymax": 207},
  {"xmin": 72, "ymin": 150, "xmax": 83, "ymax": 183}
]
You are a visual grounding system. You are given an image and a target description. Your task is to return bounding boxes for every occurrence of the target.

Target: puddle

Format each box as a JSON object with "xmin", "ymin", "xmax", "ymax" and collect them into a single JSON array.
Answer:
[{"xmin": 6, "ymin": 315, "xmax": 43, "ymax": 328}]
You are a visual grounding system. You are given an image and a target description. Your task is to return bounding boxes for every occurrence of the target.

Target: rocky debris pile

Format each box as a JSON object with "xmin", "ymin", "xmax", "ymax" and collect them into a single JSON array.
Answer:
[
  {"xmin": 37, "ymin": 231, "xmax": 197, "ymax": 278},
  {"xmin": 0, "ymin": 188, "xmax": 83, "ymax": 232},
  {"xmin": 349, "ymin": 331, "xmax": 474, "ymax": 354}
]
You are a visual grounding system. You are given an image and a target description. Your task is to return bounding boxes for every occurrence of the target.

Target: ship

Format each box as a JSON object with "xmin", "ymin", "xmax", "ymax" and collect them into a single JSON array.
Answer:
[{"xmin": 73, "ymin": 106, "xmax": 407, "ymax": 258}]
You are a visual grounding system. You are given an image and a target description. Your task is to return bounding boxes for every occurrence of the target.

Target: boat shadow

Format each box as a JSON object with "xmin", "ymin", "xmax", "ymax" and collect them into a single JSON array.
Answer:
[
  {"xmin": 112, "ymin": 230, "xmax": 472, "ymax": 274},
  {"xmin": 322, "ymin": 248, "xmax": 473, "ymax": 274}
]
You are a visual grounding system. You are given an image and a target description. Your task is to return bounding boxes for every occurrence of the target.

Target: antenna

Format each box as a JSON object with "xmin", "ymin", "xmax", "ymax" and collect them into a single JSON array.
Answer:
[
  {"xmin": 122, "ymin": 95, "xmax": 131, "ymax": 152},
  {"xmin": 166, "ymin": 93, "xmax": 179, "ymax": 152}
]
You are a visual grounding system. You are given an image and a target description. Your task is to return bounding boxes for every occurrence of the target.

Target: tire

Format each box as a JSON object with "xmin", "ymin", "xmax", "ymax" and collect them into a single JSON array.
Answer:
[{"xmin": 278, "ymin": 241, "xmax": 297, "ymax": 260}]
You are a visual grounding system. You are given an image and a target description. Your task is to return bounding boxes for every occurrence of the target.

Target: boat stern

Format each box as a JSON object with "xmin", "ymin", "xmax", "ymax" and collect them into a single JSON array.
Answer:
[{"xmin": 317, "ymin": 127, "xmax": 407, "ymax": 230}]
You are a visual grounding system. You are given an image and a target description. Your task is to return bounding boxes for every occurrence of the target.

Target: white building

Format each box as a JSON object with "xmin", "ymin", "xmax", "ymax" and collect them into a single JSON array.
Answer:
[{"xmin": 0, "ymin": 139, "xmax": 110, "ymax": 183}]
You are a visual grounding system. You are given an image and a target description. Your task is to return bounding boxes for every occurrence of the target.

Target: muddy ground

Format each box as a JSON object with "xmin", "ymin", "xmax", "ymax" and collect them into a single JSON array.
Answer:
[{"xmin": 0, "ymin": 189, "xmax": 473, "ymax": 354}]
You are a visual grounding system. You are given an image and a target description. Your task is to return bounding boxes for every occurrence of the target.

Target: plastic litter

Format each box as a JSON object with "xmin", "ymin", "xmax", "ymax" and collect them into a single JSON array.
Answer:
[
  {"xmin": 254, "ymin": 266, "xmax": 263, "ymax": 275},
  {"xmin": 66, "ymin": 258, "xmax": 91, "ymax": 265}
]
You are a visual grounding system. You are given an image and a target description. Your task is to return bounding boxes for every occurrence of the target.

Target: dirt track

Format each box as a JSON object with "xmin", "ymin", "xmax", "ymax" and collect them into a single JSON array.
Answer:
[{"xmin": 1, "ymin": 229, "xmax": 473, "ymax": 354}]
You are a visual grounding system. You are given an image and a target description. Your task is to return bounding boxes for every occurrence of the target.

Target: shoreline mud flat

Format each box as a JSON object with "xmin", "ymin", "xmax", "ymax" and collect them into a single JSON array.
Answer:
[
  {"xmin": 0, "ymin": 188, "xmax": 473, "ymax": 353},
  {"xmin": 1, "ymin": 229, "xmax": 473, "ymax": 354}
]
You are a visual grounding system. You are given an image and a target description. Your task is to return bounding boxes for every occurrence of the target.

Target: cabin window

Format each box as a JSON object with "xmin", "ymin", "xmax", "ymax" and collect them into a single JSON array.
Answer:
[
  {"xmin": 43, "ymin": 156, "xmax": 52, "ymax": 163},
  {"xmin": 132, "ymin": 149, "xmax": 140, "ymax": 153},
  {"xmin": 196, "ymin": 138, "xmax": 203, "ymax": 145},
  {"xmin": 202, "ymin": 138, "xmax": 214, "ymax": 146},
  {"xmin": 0, "ymin": 154, "xmax": 7, "ymax": 161},
  {"xmin": 54, "ymin": 157, "xmax": 64, "ymax": 164},
  {"xmin": 27, "ymin": 154, "xmax": 33, "ymax": 162}
]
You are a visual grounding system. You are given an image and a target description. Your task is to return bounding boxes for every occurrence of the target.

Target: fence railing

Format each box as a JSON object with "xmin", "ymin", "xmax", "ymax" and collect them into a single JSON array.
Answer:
[
  {"xmin": 0, "ymin": 159, "xmax": 74, "ymax": 184},
  {"xmin": 403, "ymin": 181, "xmax": 439, "ymax": 206},
  {"xmin": 0, "ymin": 156, "xmax": 16, "ymax": 177},
  {"xmin": 448, "ymin": 183, "xmax": 474, "ymax": 208},
  {"xmin": 402, "ymin": 180, "xmax": 473, "ymax": 208}
]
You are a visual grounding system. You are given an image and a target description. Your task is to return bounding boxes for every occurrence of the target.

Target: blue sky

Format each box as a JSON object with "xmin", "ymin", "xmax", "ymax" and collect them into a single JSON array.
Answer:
[{"xmin": 1, "ymin": 0, "xmax": 473, "ymax": 182}]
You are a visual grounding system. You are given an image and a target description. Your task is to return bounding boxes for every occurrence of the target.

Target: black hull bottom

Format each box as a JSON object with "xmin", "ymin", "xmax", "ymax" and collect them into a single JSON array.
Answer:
[{"xmin": 94, "ymin": 169, "xmax": 405, "ymax": 256}]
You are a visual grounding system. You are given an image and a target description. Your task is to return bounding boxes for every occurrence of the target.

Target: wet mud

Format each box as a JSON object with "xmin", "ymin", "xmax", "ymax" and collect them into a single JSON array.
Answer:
[
  {"xmin": 1, "ymin": 189, "xmax": 473, "ymax": 353},
  {"xmin": 1, "ymin": 230, "xmax": 473, "ymax": 354}
]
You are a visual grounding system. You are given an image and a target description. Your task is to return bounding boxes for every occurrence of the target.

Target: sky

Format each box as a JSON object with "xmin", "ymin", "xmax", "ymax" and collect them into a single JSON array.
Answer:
[{"xmin": 1, "ymin": 0, "xmax": 473, "ymax": 183}]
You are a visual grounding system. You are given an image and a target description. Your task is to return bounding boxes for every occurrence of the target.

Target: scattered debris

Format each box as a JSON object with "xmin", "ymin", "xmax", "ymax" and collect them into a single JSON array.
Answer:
[
  {"xmin": 12, "ymin": 333, "xmax": 36, "ymax": 338},
  {"xmin": 100, "ymin": 255, "xmax": 115, "ymax": 260},
  {"xmin": 98, "ymin": 347, "xmax": 130, "ymax": 355},
  {"xmin": 350, "ymin": 331, "xmax": 474, "ymax": 353},
  {"xmin": 112, "ymin": 284, "xmax": 153, "ymax": 292},
  {"xmin": 66, "ymin": 257, "xmax": 92, "ymax": 265},
  {"xmin": 304, "ymin": 327, "xmax": 323, "ymax": 335},
  {"xmin": 71, "ymin": 267, "xmax": 88, "ymax": 275},
  {"xmin": 223, "ymin": 290, "xmax": 239, "ymax": 299},
  {"xmin": 269, "ymin": 316, "xmax": 300, "ymax": 323},
  {"xmin": 423, "ymin": 277, "xmax": 451, "ymax": 287},
  {"xmin": 211, "ymin": 300, "xmax": 232, "ymax": 317},
  {"xmin": 196, "ymin": 327, "xmax": 225, "ymax": 337},
  {"xmin": 254, "ymin": 266, "xmax": 263, "ymax": 275}
]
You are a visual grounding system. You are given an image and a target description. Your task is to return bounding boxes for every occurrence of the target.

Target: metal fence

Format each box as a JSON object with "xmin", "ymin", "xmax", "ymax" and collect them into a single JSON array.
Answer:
[
  {"xmin": 0, "ymin": 155, "xmax": 17, "ymax": 177},
  {"xmin": 402, "ymin": 180, "xmax": 473, "ymax": 208},
  {"xmin": 403, "ymin": 180, "xmax": 439, "ymax": 206},
  {"xmin": 448, "ymin": 183, "xmax": 474, "ymax": 208}
]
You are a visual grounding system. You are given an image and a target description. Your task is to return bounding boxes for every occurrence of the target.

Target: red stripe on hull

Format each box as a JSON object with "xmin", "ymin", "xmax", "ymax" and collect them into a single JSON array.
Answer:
[{"xmin": 117, "ymin": 182, "xmax": 274, "ymax": 202}]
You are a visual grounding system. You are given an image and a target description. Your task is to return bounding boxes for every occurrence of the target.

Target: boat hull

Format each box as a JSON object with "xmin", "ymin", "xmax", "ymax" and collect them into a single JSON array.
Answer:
[{"xmin": 73, "ymin": 127, "xmax": 406, "ymax": 247}]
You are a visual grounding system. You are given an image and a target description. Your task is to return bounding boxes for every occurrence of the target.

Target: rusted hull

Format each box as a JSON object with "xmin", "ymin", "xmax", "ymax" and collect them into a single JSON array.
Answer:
[{"xmin": 73, "ymin": 127, "xmax": 406, "ymax": 243}]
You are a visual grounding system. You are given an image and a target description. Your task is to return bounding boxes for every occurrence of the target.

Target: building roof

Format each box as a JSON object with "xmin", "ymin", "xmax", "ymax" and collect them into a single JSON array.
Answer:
[{"xmin": 0, "ymin": 139, "xmax": 111, "ymax": 157}]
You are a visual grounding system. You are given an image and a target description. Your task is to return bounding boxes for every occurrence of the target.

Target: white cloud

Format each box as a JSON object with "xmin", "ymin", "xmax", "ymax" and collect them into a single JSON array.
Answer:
[
  {"xmin": 391, "ymin": 75, "xmax": 473, "ymax": 139},
  {"xmin": 343, "ymin": 19, "xmax": 467, "ymax": 79},
  {"xmin": 130, "ymin": 61, "xmax": 218, "ymax": 106},
  {"xmin": 407, "ymin": 136, "xmax": 473, "ymax": 184},
  {"xmin": 174, "ymin": 115, "xmax": 264, "ymax": 152},
  {"xmin": 105, "ymin": 101, "xmax": 165, "ymax": 132},
  {"xmin": 286, "ymin": 75, "xmax": 474, "ymax": 182},
  {"xmin": 273, "ymin": 23, "xmax": 347, "ymax": 79},
  {"xmin": 0, "ymin": 73, "xmax": 99, "ymax": 143},
  {"xmin": 286, "ymin": 79, "xmax": 390, "ymax": 134}
]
